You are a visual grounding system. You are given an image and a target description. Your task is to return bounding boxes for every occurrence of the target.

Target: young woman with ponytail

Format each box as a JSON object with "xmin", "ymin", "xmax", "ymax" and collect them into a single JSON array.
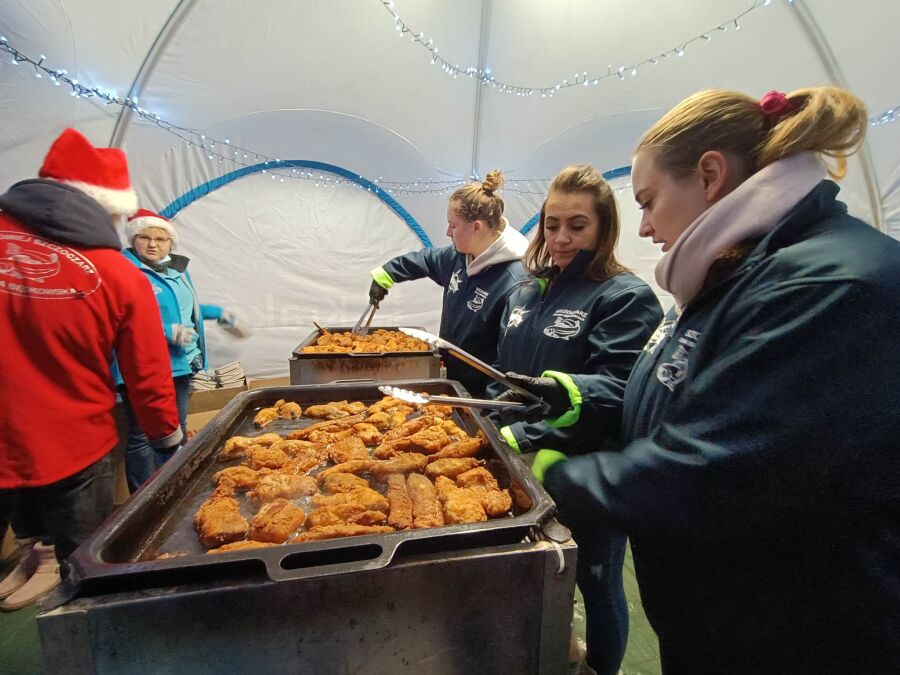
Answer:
[
  {"xmin": 520, "ymin": 87, "xmax": 900, "ymax": 671},
  {"xmin": 368, "ymin": 171, "xmax": 528, "ymax": 396}
]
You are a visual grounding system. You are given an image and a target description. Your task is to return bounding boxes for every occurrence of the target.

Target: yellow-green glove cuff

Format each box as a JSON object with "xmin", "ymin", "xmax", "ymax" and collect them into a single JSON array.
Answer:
[
  {"xmin": 371, "ymin": 266, "xmax": 395, "ymax": 289},
  {"xmin": 532, "ymin": 449, "xmax": 568, "ymax": 482},
  {"xmin": 499, "ymin": 425, "xmax": 521, "ymax": 453},
  {"xmin": 541, "ymin": 370, "xmax": 582, "ymax": 428}
]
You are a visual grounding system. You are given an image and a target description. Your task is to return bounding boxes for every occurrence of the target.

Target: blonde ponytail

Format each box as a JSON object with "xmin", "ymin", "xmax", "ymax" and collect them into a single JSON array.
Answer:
[{"xmin": 637, "ymin": 86, "xmax": 868, "ymax": 181}]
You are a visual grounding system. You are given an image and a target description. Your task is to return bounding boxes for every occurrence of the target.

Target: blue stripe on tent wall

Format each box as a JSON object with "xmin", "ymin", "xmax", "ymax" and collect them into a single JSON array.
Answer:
[
  {"xmin": 520, "ymin": 165, "xmax": 632, "ymax": 235},
  {"xmin": 160, "ymin": 160, "xmax": 434, "ymax": 247}
]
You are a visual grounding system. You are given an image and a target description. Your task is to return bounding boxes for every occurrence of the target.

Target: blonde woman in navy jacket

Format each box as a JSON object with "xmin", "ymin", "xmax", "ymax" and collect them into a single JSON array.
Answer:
[{"xmin": 489, "ymin": 164, "xmax": 662, "ymax": 675}]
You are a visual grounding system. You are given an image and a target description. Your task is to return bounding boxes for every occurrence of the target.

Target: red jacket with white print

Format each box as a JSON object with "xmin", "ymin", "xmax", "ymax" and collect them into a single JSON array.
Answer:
[{"xmin": 0, "ymin": 179, "xmax": 181, "ymax": 488}]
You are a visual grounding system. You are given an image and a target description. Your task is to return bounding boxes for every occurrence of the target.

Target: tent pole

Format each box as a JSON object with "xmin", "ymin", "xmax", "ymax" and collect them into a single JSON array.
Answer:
[
  {"xmin": 787, "ymin": 0, "xmax": 885, "ymax": 232},
  {"xmin": 109, "ymin": 0, "xmax": 200, "ymax": 149},
  {"xmin": 470, "ymin": 0, "xmax": 493, "ymax": 180}
]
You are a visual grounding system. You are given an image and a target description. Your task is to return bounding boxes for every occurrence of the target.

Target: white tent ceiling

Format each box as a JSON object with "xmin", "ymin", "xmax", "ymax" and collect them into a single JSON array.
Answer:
[{"xmin": 2, "ymin": 0, "xmax": 898, "ymax": 378}]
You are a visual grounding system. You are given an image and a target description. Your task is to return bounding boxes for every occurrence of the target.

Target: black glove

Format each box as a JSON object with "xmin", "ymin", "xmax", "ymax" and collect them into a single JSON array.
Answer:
[
  {"xmin": 369, "ymin": 280, "xmax": 388, "ymax": 307},
  {"xmin": 496, "ymin": 372, "xmax": 572, "ymax": 419}
]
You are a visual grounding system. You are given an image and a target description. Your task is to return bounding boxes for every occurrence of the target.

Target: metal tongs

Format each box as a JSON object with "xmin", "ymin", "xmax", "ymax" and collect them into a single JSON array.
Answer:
[
  {"xmin": 351, "ymin": 301, "xmax": 378, "ymax": 337},
  {"xmin": 378, "ymin": 385, "xmax": 527, "ymax": 413},
  {"xmin": 396, "ymin": 327, "xmax": 548, "ymax": 423}
]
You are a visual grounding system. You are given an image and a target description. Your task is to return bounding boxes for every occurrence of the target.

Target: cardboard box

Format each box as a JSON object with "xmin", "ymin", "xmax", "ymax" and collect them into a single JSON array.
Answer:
[{"xmin": 187, "ymin": 379, "xmax": 249, "ymax": 414}]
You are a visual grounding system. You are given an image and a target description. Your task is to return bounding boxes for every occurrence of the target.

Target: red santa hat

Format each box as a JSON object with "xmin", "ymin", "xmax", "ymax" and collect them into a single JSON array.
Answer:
[
  {"xmin": 39, "ymin": 128, "xmax": 139, "ymax": 217},
  {"xmin": 126, "ymin": 209, "xmax": 178, "ymax": 248}
]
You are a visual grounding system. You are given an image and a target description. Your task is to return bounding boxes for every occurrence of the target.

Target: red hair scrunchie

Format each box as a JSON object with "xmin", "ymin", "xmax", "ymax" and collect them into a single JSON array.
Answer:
[{"xmin": 759, "ymin": 90, "xmax": 797, "ymax": 123}]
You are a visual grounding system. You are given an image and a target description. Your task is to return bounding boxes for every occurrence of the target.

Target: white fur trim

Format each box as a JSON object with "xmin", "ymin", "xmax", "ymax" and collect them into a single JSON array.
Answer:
[
  {"xmin": 126, "ymin": 216, "xmax": 178, "ymax": 248},
  {"xmin": 63, "ymin": 180, "xmax": 139, "ymax": 217}
]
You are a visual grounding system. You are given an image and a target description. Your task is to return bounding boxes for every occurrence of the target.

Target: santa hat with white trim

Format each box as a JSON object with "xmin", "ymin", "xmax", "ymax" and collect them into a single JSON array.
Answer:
[
  {"xmin": 39, "ymin": 128, "xmax": 139, "ymax": 217},
  {"xmin": 126, "ymin": 209, "xmax": 178, "ymax": 249}
]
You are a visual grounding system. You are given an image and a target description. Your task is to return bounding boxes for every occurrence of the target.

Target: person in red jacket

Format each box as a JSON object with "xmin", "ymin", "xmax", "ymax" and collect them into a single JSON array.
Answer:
[{"xmin": 0, "ymin": 128, "xmax": 182, "ymax": 611}]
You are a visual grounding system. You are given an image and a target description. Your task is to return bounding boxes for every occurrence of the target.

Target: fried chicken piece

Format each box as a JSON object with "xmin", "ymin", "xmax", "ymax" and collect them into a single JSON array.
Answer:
[
  {"xmin": 328, "ymin": 435, "xmax": 370, "ymax": 464},
  {"xmin": 317, "ymin": 459, "xmax": 376, "ymax": 480},
  {"xmin": 406, "ymin": 473, "xmax": 444, "ymax": 528},
  {"xmin": 207, "ymin": 540, "xmax": 276, "ymax": 554},
  {"xmin": 244, "ymin": 444, "xmax": 291, "ymax": 470},
  {"xmin": 306, "ymin": 503, "xmax": 387, "ymax": 528},
  {"xmin": 194, "ymin": 479, "xmax": 249, "ymax": 548},
  {"xmin": 249, "ymin": 498, "xmax": 307, "ymax": 543},
  {"xmin": 289, "ymin": 524, "xmax": 394, "ymax": 542},
  {"xmin": 254, "ymin": 399, "xmax": 288, "ymax": 427},
  {"xmin": 304, "ymin": 404, "xmax": 351, "ymax": 420},
  {"xmin": 388, "ymin": 428, "xmax": 451, "ymax": 455},
  {"xmin": 382, "ymin": 415, "xmax": 441, "ymax": 442},
  {"xmin": 368, "ymin": 453, "xmax": 429, "ymax": 480},
  {"xmin": 427, "ymin": 436, "xmax": 487, "ymax": 462},
  {"xmin": 422, "ymin": 402, "xmax": 454, "ymax": 418},
  {"xmin": 320, "ymin": 472, "xmax": 370, "ymax": 494},
  {"xmin": 435, "ymin": 475, "xmax": 487, "ymax": 524},
  {"xmin": 455, "ymin": 467, "xmax": 500, "ymax": 490},
  {"xmin": 279, "ymin": 454, "xmax": 323, "ymax": 476},
  {"xmin": 425, "ymin": 458, "xmax": 484, "ymax": 480},
  {"xmin": 456, "ymin": 468, "xmax": 512, "ymax": 517},
  {"xmin": 439, "ymin": 419, "xmax": 468, "ymax": 440},
  {"xmin": 285, "ymin": 413, "xmax": 367, "ymax": 440},
  {"xmin": 218, "ymin": 433, "xmax": 283, "ymax": 461},
  {"xmin": 212, "ymin": 465, "xmax": 264, "ymax": 490},
  {"xmin": 390, "ymin": 411, "xmax": 411, "ymax": 428},
  {"xmin": 340, "ymin": 401, "xmax": 367, "ymax": 415},
  {"xmin": 385, "ymin": 474, "xmax": 414, "ymax": 530},
  {"xmin": 280, "ymin": 402, "xmax": 303, "ymax": 419},
  {"xmin": 367, "ymin": 396, "xmax": 405, "ymax": 414},
  {"xmin": 351, "ymin": 423, "xmax": 382, "ymax": 446},
  {"xmin": 364, "ymin": 412, "xmax": 392, "ymax": 431},
  {"xmin": 311, "ymin": 487, "xmax": 390, "ymax": 513},
  {"xmin": 270, "ymin": 439, "xmax": 321, "ymax": 457},
  {"xmin": 248, "ymin": 473, "xmax": 318, "ymax": 503}
]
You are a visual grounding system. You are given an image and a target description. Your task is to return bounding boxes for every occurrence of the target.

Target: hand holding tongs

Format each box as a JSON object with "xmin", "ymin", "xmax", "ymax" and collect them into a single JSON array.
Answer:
[
  {"xmin": 351, "ymin": 301, "xmax": 378, "ymax": 337},
  {"xmin": 397, "ymin": 327, "xmax": 549, "ymax": 423}
]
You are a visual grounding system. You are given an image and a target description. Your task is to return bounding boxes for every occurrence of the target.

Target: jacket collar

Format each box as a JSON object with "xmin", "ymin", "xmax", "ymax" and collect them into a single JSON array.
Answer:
[{"xmin": 124, "ymin": 247, "xmax": 190, "ymax": 273}]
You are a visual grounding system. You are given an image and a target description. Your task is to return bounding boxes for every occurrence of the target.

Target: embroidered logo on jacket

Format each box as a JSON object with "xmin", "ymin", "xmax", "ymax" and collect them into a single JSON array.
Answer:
[
  {"xmin": 467, "ymin": 287, "xmax": 489, "ymax": 312},
  {"xmin": 657, "ymin": 329, "xmax": 701, "ymax": 391},
  {"xmin": 507, "ymin": 305, "xmax": 530, "ymax": 328},
  {"xmin": 0, "ymin": 231, "xmax": 99, "ymax": 299},
  {"xmin": 543, "ymin": 309, "xmax": 587, "ymax": 340},
  {"xmin": 644, "ymin": 319, "xmax": 676, "ymax": 354},
  {"xmin": 448, "ymin": 269, "xmax": 462, "ymax": 294}
]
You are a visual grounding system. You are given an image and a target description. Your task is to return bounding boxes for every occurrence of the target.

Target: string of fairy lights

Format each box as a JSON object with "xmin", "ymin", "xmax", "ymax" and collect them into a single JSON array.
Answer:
[
  {"xmin": 1, "ymin": 5, "xmax": 898, "ymax": 198},
  {"xmin": 381, "ymin": 0, "xmax": 782, "ymax": 97}
]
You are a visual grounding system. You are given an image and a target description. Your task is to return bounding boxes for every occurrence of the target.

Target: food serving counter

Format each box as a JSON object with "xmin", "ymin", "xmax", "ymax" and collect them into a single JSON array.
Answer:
[
  {"xmin": 288, "ymin": 326, "xmax": 442, "ymax": 385},
  {"xmin": 37, "ymin": 380, "xmax": 576, "ymax": 674}
]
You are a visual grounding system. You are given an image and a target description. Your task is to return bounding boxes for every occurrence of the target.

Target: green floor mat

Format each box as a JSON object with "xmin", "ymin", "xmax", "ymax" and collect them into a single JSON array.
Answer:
[{"xmin": 572, "ymin": 543, "xmax": 661, "ymax": 675}]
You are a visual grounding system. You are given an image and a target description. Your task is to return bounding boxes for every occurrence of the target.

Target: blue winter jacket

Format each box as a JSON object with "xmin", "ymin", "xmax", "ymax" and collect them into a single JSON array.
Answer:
[
  {"xmin": 115, "ymin": 249, "xmax": 222, "ymax": 380},
  {"xmin": 545, "ymin": 182, "xmax": 900, "ymax": 672},
  {"xmin": 488, "ymin": 250, "xmax": 662, "ymax": 453},
  {"xmin": 378, "ymin": 243, "xmax": 526, "ymax": 396}
]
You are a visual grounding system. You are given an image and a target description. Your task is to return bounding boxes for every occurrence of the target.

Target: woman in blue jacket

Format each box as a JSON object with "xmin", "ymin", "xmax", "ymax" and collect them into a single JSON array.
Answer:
[
  {"xmin": 368, "ymin": 171, "xmax": 528, "ymax": 397},
  {"xmin": 119, "ymin": 210, "xmax": 245, "ymax": 491},
  {"xmin": 490, "ymin": 164, "xmax": 662, "ymax": 675},
  {"xmin": 514, "ymin": 88, "xmax": 900, "ymax": 672}
]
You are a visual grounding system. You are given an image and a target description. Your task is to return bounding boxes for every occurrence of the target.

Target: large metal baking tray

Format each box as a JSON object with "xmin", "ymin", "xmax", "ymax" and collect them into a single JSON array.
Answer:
[
  {"xmin": 288, "ymin": 325, "xmax": 441, "ymax": 384},
  {"xmin": 66, "ymin": 380, "xmax": 553, "ymax": 598}
]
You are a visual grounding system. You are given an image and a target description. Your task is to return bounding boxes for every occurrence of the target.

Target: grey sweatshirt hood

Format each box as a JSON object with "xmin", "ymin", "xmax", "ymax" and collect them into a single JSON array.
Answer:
[{"xmin": 466, "ymin": 217, "xmax": 529, "ymax": 276}]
